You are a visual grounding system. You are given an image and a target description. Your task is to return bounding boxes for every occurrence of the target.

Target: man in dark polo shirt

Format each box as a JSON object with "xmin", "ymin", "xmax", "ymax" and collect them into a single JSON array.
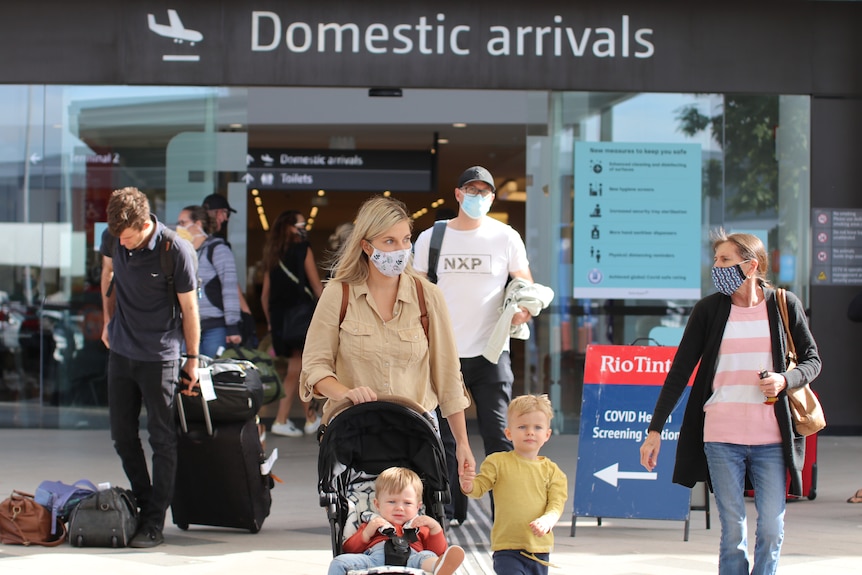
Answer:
[{"xmin": 100, "ymin": 187, "xmax": 200, "ymax": 548}]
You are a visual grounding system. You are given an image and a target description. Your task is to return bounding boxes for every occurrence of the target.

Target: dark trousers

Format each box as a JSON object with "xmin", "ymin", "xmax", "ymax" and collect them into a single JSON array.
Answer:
[
  {"xmin": 108, "ymin": 352, "xmax": 179, "ymax": 529},
  {"xmin": 493, "ymin": 550, "xmax": 550, "ymax": 575},
  {"xmin": 441, "ymin": 353, "xmax": 514, "ymax": 521}
]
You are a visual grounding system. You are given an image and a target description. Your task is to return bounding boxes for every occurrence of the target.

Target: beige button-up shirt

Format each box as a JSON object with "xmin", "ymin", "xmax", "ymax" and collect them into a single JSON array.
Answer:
[{"xmin": 300, "ymin": 276, "xmax": 470, "ymax": 421}]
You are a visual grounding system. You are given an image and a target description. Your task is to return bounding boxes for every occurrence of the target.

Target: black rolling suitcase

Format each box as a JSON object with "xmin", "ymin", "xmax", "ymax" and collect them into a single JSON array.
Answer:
[{"xmin": 172, "ymin": 394, "xmax": 274, "ymax": 533}]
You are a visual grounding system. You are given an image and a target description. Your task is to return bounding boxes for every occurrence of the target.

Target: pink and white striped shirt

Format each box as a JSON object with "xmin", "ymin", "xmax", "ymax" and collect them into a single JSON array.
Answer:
[{"xmin": 703, "ymin": 299, "xmax": 781, "ymax": 445}]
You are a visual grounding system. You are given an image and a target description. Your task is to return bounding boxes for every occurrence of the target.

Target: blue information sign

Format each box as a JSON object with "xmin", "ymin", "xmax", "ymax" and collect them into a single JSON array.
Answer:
[{"xmin": 573, "ymin": 345, "xmax": 692, "ymax": 523}]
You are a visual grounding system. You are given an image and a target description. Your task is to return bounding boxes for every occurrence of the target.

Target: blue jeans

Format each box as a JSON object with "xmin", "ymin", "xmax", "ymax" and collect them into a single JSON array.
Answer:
[
  {"xmin": 108, "ymin": 352, "xmax": 179, "ymax": 529},
  {"xmin": 327, "ymin": 542, "xmax": 437, "ymax": 575},
  {"xmin": 200, "ymin": 326, "xmax": 227, "ymax": 358},
  {"xmin": 704, "ymin": 442, "xmax": 787, "ymax": 575},
  {"xmin": 493, "ymin": 550, "xmax": 550, "ymax": 575}
]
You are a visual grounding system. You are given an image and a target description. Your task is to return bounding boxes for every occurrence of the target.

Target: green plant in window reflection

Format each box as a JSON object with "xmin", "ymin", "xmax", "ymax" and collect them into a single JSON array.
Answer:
[{"xmin": 676, "ymin": 96, "xmax": 807, "ymax": 218}]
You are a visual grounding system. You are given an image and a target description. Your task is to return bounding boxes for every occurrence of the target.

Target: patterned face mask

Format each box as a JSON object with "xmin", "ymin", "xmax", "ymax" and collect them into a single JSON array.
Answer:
[
  {"xmin": 369, "ymin": 246, "xmax": 411, "ymax": 277},
  {"xmin": 711, "ymin": 261, "xmax": 749, "ymax": 296}
]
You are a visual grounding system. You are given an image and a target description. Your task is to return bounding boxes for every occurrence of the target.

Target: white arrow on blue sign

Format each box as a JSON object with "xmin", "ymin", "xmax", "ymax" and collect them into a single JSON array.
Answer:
[{"xmin": 593, "ymin": 462, "xmax": 657, "ymax": 487}]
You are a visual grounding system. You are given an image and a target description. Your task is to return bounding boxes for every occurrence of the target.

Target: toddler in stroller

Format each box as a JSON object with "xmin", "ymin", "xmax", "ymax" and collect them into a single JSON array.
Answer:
[{"xmin": 318, "ymin": 396, "xmax": 464, "ymax": 575}]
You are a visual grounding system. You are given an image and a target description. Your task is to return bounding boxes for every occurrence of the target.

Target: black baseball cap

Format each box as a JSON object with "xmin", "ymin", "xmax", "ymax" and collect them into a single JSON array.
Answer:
[
  {"xmin": 457, "ymin": 166, "xmax": 496, "ymax": 192},
  {"xmin": 202, "ymin": 194, "xmax": 236, "ymax": 213}
]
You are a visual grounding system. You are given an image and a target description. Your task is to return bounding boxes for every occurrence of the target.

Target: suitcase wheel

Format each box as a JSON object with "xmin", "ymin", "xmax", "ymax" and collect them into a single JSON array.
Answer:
[
  {"xmin": 111, "ymin": 535, "xmax": 118, "ymax": 548},
  {"xmin": 76, "ymin": 534, "xmax": 83, "ymax": 547},
  {"xmin": 249, "ymin": 521, "xmax": 260, "ymax": 534},
  {"xmin": 807, "ymin": 487, "xmax": 816, "ymax": 500},
  {"xmin": 177, "ymin": 523, "xmax": 189, "ymax": 531}
]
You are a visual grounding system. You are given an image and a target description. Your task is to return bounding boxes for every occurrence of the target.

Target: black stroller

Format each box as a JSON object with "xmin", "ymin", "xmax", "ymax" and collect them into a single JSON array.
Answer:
[{"xmin": 317, "ymin": 395, "xmax": 451, "ymax": 559}]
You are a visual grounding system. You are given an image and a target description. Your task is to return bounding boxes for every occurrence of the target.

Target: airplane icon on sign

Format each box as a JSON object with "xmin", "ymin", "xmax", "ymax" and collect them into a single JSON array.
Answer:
[{"xmin": 147, "ymin": 9, "xmax": 203, "ymax": 45}]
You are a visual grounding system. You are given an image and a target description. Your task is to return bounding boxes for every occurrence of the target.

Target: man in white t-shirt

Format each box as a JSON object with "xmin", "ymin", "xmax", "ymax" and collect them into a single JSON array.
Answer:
[{"xmin": 413, "ymin": 166, "xmax": 533, "ymax": 525}]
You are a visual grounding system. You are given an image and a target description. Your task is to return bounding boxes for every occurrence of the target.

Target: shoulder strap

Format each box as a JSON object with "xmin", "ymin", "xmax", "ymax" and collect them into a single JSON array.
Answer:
[
  {"xmin": 776, "ymin": 288, "xmax": 797, "ymax": 362},
  {"xmin": 160, "ymin": 228, "xmax": 183, "ymax": 318},
  {"xmin": 426, "ymin": 220, "xmax": 447, "ymax": 284},
  {"xmin": 413, "ymin": 277, "xmax": 428, "ymax": 339},
  {"xmin": 338, "ymin": 279, "xmax": 428, "ymax": 341},
  {"xmin": 340, "ymin": 282, "xmax": 349, "ymax": 325},
  {"xmin": 204, "ymin": 236, "xmax": 227, "ymax": 264},
  {"xmin": 105, "ymin": 235, "xmax": 119, "ymax": 298}
]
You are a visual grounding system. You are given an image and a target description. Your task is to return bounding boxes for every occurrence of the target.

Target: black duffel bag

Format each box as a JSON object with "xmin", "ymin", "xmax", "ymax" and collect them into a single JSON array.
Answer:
[
  {"xmin": 68, "ymin": 487, "xmax": 138, "ymax": 548},
  {"xmin": 178, "ymin": 358, "xmax": 264, "ymax": 430}
]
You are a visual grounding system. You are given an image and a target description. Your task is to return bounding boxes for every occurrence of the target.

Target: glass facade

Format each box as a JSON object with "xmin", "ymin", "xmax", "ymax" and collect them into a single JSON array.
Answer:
[{"xmin": 0, "ymin": 86, "xmax": 810, "ymax": 432}]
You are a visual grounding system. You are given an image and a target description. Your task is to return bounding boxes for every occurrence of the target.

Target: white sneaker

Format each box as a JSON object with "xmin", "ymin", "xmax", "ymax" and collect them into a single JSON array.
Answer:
[
  {"xmin": 271, "ymin": 420, "xmax": 302, "ymax": 437},
  {"xmin": 304, "ymin": 414, "xmax": 322, "ymax": 435},
  {"xmin": 433, "ymin": 545, "xmax": 465, "ymax": 575}
]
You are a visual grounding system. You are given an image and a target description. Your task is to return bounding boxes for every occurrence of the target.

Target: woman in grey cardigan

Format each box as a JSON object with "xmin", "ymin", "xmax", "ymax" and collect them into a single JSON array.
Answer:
[{"xmin": 640, "ymin": 230, "xmax": 821, "ymax": 575}]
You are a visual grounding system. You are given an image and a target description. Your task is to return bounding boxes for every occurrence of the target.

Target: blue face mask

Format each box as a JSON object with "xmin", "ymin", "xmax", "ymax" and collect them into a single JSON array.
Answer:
[
  {"xmin": 461, "ymin": 193, "xmax": 493, "ymax": 220},
  {"xmin": 711, "ymin": 262, "xmax": 749, "ymax": 296}
]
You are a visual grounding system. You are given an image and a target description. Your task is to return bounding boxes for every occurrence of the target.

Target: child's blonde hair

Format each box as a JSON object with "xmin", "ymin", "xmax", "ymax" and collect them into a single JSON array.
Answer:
[
  {"xmin": 508, "ymin": 394, "xmax": 554, "ymax": 423},
  {"xmin": 375, "ymin": 467, "xmax": 424, "ymax": 500}
]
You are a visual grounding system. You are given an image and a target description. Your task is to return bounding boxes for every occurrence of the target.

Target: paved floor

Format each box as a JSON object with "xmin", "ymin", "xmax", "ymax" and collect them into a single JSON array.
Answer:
[{"xmin": 1, "ymin": 428, "xmax": 861, "ymax": 575}]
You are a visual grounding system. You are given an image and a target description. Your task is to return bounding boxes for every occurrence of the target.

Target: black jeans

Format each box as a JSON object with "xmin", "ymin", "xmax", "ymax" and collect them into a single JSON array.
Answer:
[
  {"xmin": 441, "ymin": 353, "xmax": 514, "ymax": 521},
  {"xmin": 108, "ymin": 352, "xmax": 179, "ymax": 529}
]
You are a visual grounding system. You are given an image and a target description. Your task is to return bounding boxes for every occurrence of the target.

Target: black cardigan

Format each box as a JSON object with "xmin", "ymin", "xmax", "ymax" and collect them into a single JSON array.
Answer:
[{"xmin": 647, "ymin": 286, "xmax": 822, "ymax": 496}]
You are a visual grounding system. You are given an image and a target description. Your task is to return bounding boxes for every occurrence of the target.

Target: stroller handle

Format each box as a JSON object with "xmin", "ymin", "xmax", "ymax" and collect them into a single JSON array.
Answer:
[{"xmin": 322, "ymin": 394, "xmax": 431, "ymax": 427}]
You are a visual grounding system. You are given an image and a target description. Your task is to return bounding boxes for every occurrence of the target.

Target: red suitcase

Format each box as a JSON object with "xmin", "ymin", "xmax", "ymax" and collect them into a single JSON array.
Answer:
[
  {"xmin": 789, "ymin": 432, "xmax": 818, "ymax": 501},
  {"xmin": 744, "ymin": 432, "xmax": 818, "ymax": 501}
]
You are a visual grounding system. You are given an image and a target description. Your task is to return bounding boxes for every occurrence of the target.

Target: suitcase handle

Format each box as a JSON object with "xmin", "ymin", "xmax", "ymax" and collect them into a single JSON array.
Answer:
[{"xmin": 177, "ymin": 392, "xmax": 214, "ymax": 436}]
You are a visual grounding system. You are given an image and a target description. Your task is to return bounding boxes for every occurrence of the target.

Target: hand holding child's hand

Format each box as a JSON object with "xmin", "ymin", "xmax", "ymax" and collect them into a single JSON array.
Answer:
[
  {"xmin": 529, "ymin": 515, "xmax": 554, "ymax": 537},
  {"xmin": 459, "ymin": 466, "xmax": 476, "ymax": 494}
]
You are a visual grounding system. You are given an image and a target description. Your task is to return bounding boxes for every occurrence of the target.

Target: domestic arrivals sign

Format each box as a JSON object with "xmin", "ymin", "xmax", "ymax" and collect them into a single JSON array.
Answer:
[
  {"xmin": 573, "ymin": 344, "xmax": 692, "ymax": 525},
  {"xmin": 0, "ymin": 2, "xmax": 836, "ymax": 94}
]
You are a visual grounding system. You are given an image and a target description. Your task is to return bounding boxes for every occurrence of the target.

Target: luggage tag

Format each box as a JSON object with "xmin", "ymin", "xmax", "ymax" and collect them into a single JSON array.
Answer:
[{"xmin": 195, "ymin": 366, "xmax": 217, "ymax": 401}]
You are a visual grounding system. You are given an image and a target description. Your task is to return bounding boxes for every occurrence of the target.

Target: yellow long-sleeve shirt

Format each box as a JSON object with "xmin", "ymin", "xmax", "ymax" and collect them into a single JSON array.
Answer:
[{"xmin": 465, "ymin": 450, "xmax": 568, "ymax": 553}]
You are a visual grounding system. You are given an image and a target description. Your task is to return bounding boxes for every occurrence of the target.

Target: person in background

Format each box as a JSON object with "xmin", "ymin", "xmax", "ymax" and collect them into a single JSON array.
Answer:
[
  {"xmin": 326, "ymin": 221, "xmax": 355, "ymax": 279},
  {"xmin": 413, "ymin": 165, "xmax": 533, "ymax": 526},
  {"xmin": 262, "ymin": 210, "xmax": 324, "ymax": 437},
  {"xmin": 176, "ymin": 205, "xmax": 242, "ymax": 358},
  {"xmin": 300, "ymin": 195, "xmax": 475, "ymax": 478},
  {"xmin": 460, "ymin": 394, "xmax": 567, "ymax": 575},
  {"xmin": 100, "ymin": 187, "xmax": 200, "ymax": 548},
  {"xmin": 639, "ymin": 229, "xmax": 822, "ymax": 575},
  {"xmin": 202, "ymin": 193, "xmax": 256, "ymax": 346},
  {"xmin": 846, "ymin": 289, "xmax": 862, "ymax": 504}
]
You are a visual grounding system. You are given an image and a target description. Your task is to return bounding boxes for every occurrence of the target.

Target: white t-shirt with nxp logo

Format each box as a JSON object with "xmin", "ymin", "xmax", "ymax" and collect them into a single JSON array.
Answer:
[{"xmin": 414, "ymin": 217, "xmax": 529, "ymax": 357}]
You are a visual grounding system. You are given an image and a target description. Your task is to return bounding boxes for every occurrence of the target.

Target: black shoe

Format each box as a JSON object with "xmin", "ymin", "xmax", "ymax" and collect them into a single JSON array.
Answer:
[{"xmin": 129, "ymin": 524, "xmax": 164, "ymax": 548}]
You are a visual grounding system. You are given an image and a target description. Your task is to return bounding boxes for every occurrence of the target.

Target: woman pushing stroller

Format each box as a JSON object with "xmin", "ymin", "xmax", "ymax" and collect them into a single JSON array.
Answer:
[{"xmin": 300, "ymin": 195, "xmax": 476, "ymax": 490}]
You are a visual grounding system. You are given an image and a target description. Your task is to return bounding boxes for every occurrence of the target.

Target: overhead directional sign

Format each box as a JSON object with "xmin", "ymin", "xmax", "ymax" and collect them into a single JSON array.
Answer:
[
  {"xmin": 573, "ymin": 344, "xmax": 692, "ymax": 525},
  {"xmin": 245, "ymin": 148, "xmax": 434, "ymax": 192}
]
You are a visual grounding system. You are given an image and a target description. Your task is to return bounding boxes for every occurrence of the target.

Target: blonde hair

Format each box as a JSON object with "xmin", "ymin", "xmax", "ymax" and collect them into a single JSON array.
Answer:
[
  {"xmin": 710, "ymin": 228, "xmax": 771, "ymax": 286},
  {"xmin": 331, "ymin": 196, "xmax": 419, "ymax": 285},
  {"xmin": 508, "ymin": 394, "xmax": 554, "ymax": 424},
  {"xmin": 375, "ymin": 467, "xmax": 424, "ymax": 500}
]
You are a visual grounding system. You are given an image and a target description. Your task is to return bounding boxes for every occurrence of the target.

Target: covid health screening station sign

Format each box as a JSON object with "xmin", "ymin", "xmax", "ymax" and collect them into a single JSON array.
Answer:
[{"xmin": 572, "ymin": 344, "xmax": 695, "ymax": 537}]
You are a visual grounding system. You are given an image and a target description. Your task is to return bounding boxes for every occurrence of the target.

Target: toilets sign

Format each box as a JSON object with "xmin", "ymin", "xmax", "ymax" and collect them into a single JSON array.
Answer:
[{"xmin": 573, "ymin": 345, "xmax": 692, "ymax": 523}]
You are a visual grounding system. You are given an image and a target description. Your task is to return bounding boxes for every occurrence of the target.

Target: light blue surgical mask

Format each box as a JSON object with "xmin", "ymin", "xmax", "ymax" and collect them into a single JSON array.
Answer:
[{"xmin": 461, "ymin": 193, "xmax": 493, "ymax": 219}]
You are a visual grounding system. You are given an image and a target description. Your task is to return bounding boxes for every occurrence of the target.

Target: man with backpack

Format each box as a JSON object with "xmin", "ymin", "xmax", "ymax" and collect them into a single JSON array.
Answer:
[
  {"xmin": 413, "ymin": 166, "xmax": 533, "ymax": 527},
  {"xmin": 100, "ymin": 187, "xmax": 200, "ymax": 548}
]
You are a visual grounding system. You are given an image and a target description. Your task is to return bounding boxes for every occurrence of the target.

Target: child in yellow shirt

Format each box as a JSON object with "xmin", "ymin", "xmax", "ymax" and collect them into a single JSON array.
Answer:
[{"xmin": 460, "ymin": 394, "xmax": 568, "ymax": 575}]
